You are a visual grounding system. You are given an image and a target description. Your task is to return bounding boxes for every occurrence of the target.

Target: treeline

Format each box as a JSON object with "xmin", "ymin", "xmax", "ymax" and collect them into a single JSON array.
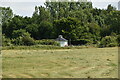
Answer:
[{"xmin": 1, "ymin": 1, "xmax": 120, "ymax": 47}]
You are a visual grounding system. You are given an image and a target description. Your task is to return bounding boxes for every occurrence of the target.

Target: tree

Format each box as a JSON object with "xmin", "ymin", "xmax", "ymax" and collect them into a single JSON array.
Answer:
[
  {"xmin": 0, "ymin": 7, "xmax": 13, "ymax": 24},
  {"xmin": 105, "ymin": 11, "xmax": 120, "ymax": 34},
  {"xmin": 38, "ymin": 6, "xmax": 51, "ymax": 22},
  {"xmin": 12, "ymin": 29, "xmax": 26, "ymax": 38},
  {"xmin": 3, "ymin": 15, "xmax": 27, "ymax": 38},
  {"xmin": 32, "ymin": 6, "xmax": 39, "ymax": 24},
  {"xmin": 1, "ymin": 7, "xmax": 13, "ymax": 36},
  {"xmin": 107, "ymin": 4, "xmax": 116, "ymax": 12},
  {"xmin": 1, "ymin": 1, "xmax": 120, "ymax": 47},
  {"xmin": 100, "ymin": 25, "xmax": 111, "ymax": 37},
  {"xmin": 53, "ymin": 17, "xmax": 83, "ymax": 40},
  {"xmin": 87, "ymin": 22, "xmax": 101, "ymax": 43},
  {"xmin": 26, "ymin": 24, "xmax": 39, "ymax": 39},
  {"xmin": 38, "ymin": 21, "xmax": 54, "ymax": 39}
]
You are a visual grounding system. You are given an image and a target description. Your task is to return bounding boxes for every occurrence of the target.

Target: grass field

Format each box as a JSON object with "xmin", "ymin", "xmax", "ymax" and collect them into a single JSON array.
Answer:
[{"xmin": 2, "ymin": 47, "xmax": 118, "ymax": 78}]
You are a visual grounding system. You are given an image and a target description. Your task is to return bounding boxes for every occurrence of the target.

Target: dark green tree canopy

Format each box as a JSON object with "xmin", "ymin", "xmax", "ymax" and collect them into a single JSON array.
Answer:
[{"xmin": 1, "ymin": 1, "xmax": 120, "ymax": 46}]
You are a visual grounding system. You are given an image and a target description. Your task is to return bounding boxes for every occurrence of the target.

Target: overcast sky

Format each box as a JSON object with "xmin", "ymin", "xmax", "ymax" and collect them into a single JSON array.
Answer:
[{"xmin": 0, "ymin": 0, "xmax": 119, "ymax": 17}]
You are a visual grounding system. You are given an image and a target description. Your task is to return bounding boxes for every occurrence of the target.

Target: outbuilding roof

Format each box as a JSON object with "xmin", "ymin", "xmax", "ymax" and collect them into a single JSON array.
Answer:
[{"xmin": 56, "ymin": 35, "xmax": 68, "ymax": 41}]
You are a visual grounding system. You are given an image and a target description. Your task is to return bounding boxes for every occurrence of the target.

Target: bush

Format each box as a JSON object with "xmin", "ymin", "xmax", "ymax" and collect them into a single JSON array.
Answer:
[
  {"xmin": 117, "ymin": 35, "xmax": 120, "ymax": 47},
  {"xmin": 12, "ymin": 29, "xmax": 26, "ymax": 38},
  {"xmin": 2, "ymin": 45, "xmax": 89, "ymax": 50},
  {"xmin": 35, "ymin": 39, "xmax": 60, "ymax": 46},
  {"xmin": 22, "ymin": 36, "xmax": 35, "ymax": 46},
  {"xmin": 98, "ymin": 36, "xmax": 117, "ymax": 48},
  {"xmin": 11, "ymin": 32, "xmax": 35, "ymax": 46},
  {"xmin": 2, "ymin": 35, "xmax": 12, "ymax": 46},
  {"xmin": 71, "ymin": 39, "xmax": 92, "ymax": 45},
  {"xmin": 11, "ymin": 36, "xmax": 23, "ymax": 45},
  {"xmin": 107, "ymin": 43, "xmax": 117, "ymax": 47}
]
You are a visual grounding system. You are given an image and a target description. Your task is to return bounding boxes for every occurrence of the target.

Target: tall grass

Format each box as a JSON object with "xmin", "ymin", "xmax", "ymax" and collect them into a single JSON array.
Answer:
[{"xmin": 2, "ymin": 45, "xmax": 89, "ymax": 50}]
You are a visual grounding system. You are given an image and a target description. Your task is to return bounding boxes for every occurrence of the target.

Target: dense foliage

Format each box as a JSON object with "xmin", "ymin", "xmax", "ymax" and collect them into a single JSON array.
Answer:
[{"xmin": 1, "ymin": 1, "xmax": 120, "ymax": 47}]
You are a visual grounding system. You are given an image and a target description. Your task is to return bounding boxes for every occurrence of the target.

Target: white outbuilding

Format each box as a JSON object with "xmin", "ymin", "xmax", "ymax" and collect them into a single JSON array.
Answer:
[{"xmin": 56, "ymin": 35, "xmax": 68, "ymax": 47}]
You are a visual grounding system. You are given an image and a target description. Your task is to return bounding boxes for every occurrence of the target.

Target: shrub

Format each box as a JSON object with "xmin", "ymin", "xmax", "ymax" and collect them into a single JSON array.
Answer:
[
  {"xmin": 35, "ymin": 39, "xmax": 60, "ymax": 46},
  {"xmin": 11, "ymin": 32, "xmax": 35, "ymax": 46},
  {"xmin": 2, "ymin": 35, "xmax": 12, "ymax": 46},
  {"xmin": 12, "ymin": 29, "xmax": 26, "ymax": 38},
  {"xmin": 117, "ymin": 35, "xmax": 120, "ymax": 47},
  {"xmin": 71, "ymin": 39, "xmax": 92, "ymax": 45},
  {"xmin": 98, "ymin": 36, "xmax": 117, "ymax": 48},
  {"xmin": 11, "ymin": 36, "xmax": 23, "ymax": 45},
  {"xmin": 22, "ymin": 36, "xmax": 35, "ymax": 46},
  {"xmin": 107, "ymin": 43, "xmax": 117, "ymax": 47}
]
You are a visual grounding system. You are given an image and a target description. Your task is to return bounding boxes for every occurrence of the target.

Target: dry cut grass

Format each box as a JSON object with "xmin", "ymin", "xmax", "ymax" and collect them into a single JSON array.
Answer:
[{"xmin": 2, "ymin": 47, "xmax": 118, "ymax": 78}]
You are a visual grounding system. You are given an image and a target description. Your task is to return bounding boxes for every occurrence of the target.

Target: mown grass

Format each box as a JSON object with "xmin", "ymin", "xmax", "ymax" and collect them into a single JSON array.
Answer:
[{"xmin": 2, "ymin": 47, "xmax": 118, "ymax": 78}]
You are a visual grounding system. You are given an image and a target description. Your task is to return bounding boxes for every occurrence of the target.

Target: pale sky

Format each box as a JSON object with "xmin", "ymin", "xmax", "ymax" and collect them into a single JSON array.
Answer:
[{"xmin": 0, "ymin": 0, "xmax": 119, "ymax": 17}]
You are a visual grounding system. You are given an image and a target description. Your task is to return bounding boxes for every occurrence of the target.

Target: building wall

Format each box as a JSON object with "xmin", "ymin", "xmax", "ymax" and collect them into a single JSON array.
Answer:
[{"xmin": 59, "ymin": 41, "xmax": 68, "ymax": 47}]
